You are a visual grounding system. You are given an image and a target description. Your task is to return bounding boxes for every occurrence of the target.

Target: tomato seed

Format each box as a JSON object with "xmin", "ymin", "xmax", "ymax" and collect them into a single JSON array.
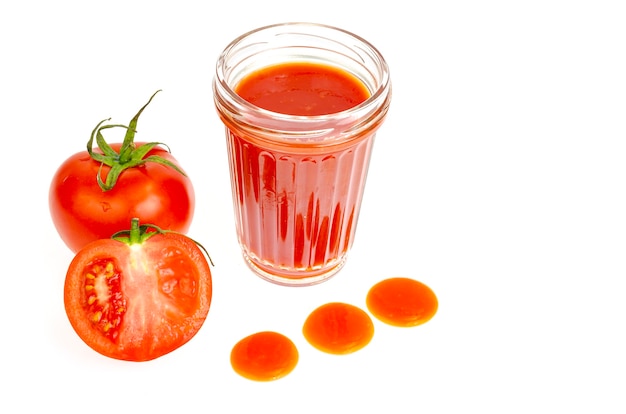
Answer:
[
  {"xmin": 91, "ymin": 311, "xmax": 102, "ymax": 323},
  {"xmin": 105, "ymin": 262, "xmax": 114, "ymax": 277}
]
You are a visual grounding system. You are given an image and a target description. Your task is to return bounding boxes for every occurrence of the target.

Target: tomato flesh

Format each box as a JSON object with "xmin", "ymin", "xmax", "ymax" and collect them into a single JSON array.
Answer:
[
  {"xmin": 50, "ymin": 143, "xmax": 195, "ymax": 253},
  {"xmin": 82, "ymin": 258, "xmax": 126, "ymax": 342},
  {"xmin": 64, "ymin": 233, "xmax": 212, "ymax": 361}
]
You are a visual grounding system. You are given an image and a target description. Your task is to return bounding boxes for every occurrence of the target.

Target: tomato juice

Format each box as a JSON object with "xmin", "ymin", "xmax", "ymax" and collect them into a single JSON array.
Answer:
[
  {"xmin": 223, "ymin": 62, "xmax": 374, "ymax": 283},
  {"xmin": 234, "ymin": 62, "xmax": 370, "ymax": 116},
  {"xmin": 213, "ymin": 23, "xmax": 391, "ymax": 285}
]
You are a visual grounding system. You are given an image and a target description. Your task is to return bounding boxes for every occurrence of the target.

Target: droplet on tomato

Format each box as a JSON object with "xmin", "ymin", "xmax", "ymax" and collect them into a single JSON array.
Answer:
[
  {"xmin": 230, "ymin": 331, "xmax": 299, "ymax": 381},
  {"xmin": 366, "ymin": 277, "xmax": 438, "ymax": 327},
  {"xmin": 302, "ymin": 302, "xmax": 374, "ymax": 355}
]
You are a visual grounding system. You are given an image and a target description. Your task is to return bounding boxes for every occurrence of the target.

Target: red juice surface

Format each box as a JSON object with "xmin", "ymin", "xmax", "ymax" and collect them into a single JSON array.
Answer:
[
  {"xmin": 230, "ymin": 331, "xmax": 299, "ymax": 381},
  {"xmin": 235, "ymin": 62, "xmax": 369, "ymax": 115},
  {"xmin": 366, "ymin": 278, "xmax": 439, "ymax": 327},
  {"xmin": 302, "ymin": 302, "xmax": 374, "ymax": 354},
  {"xmin": 227, "ymin": 62, "xmax": 373, "ymax": 283}
]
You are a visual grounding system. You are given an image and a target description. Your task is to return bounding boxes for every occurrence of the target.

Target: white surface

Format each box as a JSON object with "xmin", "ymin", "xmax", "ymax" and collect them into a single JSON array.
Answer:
[{"xmin": 2, "ymin": 1, "xmax": 625, "ymax": 412}]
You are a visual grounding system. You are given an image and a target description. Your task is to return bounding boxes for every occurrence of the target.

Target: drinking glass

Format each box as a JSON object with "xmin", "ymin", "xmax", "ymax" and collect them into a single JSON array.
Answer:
[{"xmin": 213, "ymin": 22, "xmax": 391, "ymax": 286}]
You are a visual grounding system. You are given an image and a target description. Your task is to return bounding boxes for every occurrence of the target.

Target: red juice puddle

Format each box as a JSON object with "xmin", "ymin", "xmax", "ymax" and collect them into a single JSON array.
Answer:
[
  {"xmin": 302, "ymin": 302, "xmax": 374, "ymax": 354},
  {"xmin": 366, "ymin": 277, "xmax": 438, "ymax": 327},
  {"xmin": 230, "ymin": 331, "xmax": 299, "ymax": 381}
]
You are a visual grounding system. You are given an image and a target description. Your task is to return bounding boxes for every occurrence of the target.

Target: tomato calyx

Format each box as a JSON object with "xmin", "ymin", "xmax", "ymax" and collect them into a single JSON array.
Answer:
[
  {"xmin": 112, "ymin": 218, "xmax": 214, "ymax": 266},
  {"xmin": 87, "ymin": 90, "xmax": 187, "ymax": 191}
]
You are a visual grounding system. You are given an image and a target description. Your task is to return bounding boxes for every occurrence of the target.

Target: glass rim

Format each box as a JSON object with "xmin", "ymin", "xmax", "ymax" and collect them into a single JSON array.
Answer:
[{"xmin": 213, "ymin": 22, "xmax": 392, "ymax": 141}]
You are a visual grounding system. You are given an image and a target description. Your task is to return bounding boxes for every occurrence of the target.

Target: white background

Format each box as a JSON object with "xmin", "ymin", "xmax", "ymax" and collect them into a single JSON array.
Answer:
[{"xmin": 1, "ymin": 1, "xmax": 625, "ymax": 412}]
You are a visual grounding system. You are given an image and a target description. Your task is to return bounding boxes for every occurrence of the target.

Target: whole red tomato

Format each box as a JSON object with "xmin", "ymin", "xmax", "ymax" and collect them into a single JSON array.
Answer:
[
  {"xmin": 49, "ymin": 91, "xmax": 195, "ymax": 253},
  {"xmin": 64, "ymin": 219, "xmax": 213, "ymax": 361}
]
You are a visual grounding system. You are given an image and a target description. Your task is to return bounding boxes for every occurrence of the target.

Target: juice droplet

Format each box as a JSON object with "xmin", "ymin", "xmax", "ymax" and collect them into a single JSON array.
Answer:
[
  {"xmin": 302, "ymin": 302, "xmax": 374, "ymax": 354},
  {"xmin": 366, "ymin": 277, "xmax": 438, "ymax": 327},
  {"xmin": 230, "ymin": 331, "xmax": 299, "ymax": 381}
]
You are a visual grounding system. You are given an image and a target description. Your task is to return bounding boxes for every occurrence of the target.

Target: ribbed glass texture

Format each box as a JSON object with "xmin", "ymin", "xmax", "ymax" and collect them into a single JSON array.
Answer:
[{"xmin": 226, "ymin": 128, "xmax": 374, "ymax": 283}]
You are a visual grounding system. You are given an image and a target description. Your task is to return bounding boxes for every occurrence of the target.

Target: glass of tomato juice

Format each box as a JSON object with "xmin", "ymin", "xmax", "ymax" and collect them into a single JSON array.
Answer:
[{"xmin": 213, "ymin": 22, "xmax": 391, "ymax": 286}]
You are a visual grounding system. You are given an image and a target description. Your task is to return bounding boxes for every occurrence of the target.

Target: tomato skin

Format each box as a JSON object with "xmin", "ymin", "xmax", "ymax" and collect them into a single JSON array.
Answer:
[
  {"xmin": 64, "ymin": 232, "xmax": 212, "ymax": 362},
  {"xmin": 49, "ymin": 143, "xmax": 195, "ymax": 253}
]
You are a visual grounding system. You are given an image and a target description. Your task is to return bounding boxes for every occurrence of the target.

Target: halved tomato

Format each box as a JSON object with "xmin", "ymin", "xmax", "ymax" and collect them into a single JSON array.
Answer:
[{"xmin": 64, "ymin": 219, "xmax": 212, "ymax": 361}]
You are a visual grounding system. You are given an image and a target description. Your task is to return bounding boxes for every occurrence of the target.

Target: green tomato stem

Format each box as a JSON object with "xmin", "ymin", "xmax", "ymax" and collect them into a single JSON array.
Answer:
[
  {"xmin": 129, "ymin": 218, "xmax": 141, "ymax": 245},
  {"xmin": 86, "ymin": 90, "xmax": 187, "ymax": 192}
]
